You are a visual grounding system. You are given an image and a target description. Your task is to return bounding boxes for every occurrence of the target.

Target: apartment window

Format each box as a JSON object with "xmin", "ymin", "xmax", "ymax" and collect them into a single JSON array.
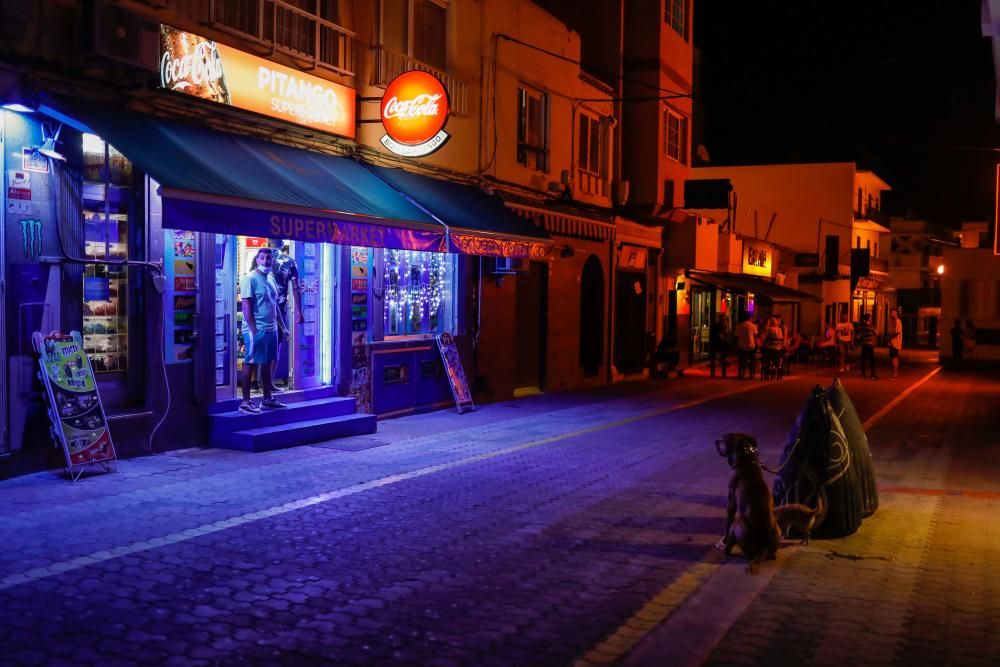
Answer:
[
  {"xmin": 664, "ymin": 0, "xmax": 687, "ymax": 39},
  {"xmin": 663, "ymin": 108, "xmax": 687, "ymax": 164},
  {"xmin": 517, "ymin": 85, "xmax": 549, "ymax": 172},
  {"xmin": 856, "ymin": 235, "xmax": 861, "ymax": 248},
  {"xmin": 380, "ymin": 0, "xmax": 448, "ymax": 71},
  {"xmin": 875, "ymin": 241, "xmax": 879, "ymax": 258},
  {"xmin": 578, "ymin": 112, "xmax": 608, "ymax": 195}
]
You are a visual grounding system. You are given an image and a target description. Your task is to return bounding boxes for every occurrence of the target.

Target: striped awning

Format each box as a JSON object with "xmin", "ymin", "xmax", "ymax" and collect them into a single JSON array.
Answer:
[{"xmin": 501, "ymin": 193, "xmax": 614, "ymax": 241}]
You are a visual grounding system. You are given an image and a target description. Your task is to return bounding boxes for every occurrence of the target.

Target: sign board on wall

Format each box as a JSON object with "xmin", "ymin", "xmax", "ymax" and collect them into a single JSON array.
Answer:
[
  {"xmin": 159, "ymin": 25, "xmax": 356, "ymax": 139},
  {"xmin": 742, "ymin": 240, "xmax": 772, "ymax": 277},
  {"xmin": 380, "ymin": 71, "xmax": 451, "ymax": 157}
]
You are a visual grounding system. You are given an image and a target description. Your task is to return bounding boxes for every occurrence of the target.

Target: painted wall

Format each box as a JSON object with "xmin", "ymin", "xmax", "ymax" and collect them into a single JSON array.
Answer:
[
  {"xmin": 622, "ymin": 0, "xmax": 694, "ymax": 212},
  {"xmin": 940, "ymin": 247, "xmax": 1000, "ymax": 361}
]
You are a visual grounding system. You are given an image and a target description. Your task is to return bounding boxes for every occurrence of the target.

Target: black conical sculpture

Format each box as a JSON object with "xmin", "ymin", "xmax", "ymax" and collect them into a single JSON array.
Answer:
[
  {"xmin": 772, "ymin": 385, "xmax": 864, "ymax": 538},
  {"xmin": 827, "ymin": 379, "xmax": 879, "ymax": 518}
]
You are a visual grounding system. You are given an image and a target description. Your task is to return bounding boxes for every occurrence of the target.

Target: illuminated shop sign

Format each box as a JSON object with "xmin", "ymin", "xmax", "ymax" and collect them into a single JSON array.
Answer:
[
  {"xmin": 380, "ymin": 71, "xmax": 450, "ymax": 157},
  {"xmin": 743, "ymin": 241, "xmax": 772, "ymax": 277},
  {"xmin": 159, "ymin": 25, "xmax": 355, "ymax": 139}
]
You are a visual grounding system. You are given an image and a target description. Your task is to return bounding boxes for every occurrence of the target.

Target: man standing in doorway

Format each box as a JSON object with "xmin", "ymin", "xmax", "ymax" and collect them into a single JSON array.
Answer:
[
  {"xmin": 888, "ymin": 308, "xmax": 903, "ymax": 378},
  {"xmin": 268, "ymin": 239, "xmax": 304, "ymax": 391},
  {"xmin": 240, "ymin": 247, "xmax": 286, "ymax": 413}
]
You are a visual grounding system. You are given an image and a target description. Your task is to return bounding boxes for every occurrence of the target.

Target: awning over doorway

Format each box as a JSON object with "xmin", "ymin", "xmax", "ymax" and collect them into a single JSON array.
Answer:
[
  {"xmin": 687, "ymin": 271, "xmax": 822, "ymax": 303},
  {"xmin": 46, "ymin": 100, "xmax": 447, "ymax": 251},
  {"xmin": 500, "ymin": 192, "xmax": 614, "ymax": 241},
  {"xmin": 364, "ymin": 165, "xmax": 552, "ymax": 259}
]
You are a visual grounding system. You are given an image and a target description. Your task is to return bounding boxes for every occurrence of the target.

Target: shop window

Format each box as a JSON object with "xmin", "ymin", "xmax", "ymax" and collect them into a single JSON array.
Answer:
[
  {"xmin": 517, "ymin": 85, "xmax": 549, "ymax": 172},
  {"xmin": 664, "ymin": 0, "xmax": 687, "ymax": 40},
  {"xmin": 380, "ymin": 0, "xmax": 448, "ymax": 71},
  {"xmin": 663, "ymin": 108, "xmax": 687, "ymax": 164},
  {"xmin": 381, "ymin": 249, "xmax": 456, "ymax": 337},
  {"xmin": 82, "ymin": 133, "xmax": 133, "ymax": 375},
  {"xmin": 577, "ymin": 112, "xmax": 608, "ymax": 196}
]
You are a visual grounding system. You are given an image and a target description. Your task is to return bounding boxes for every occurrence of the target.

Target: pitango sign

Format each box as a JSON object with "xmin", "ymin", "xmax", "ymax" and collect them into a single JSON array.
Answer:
[
  {"xmin": 380, "ymin": 71, "xmax": 450, "ymax": 157},
  {"xmin": 159, "ymin": 25, "xmax": 355, "ymax": 139}
]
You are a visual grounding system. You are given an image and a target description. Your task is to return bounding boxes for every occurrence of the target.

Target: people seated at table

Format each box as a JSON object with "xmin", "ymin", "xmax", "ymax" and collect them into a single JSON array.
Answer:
[{"xmin": 760, "ymin": 317, "xmax": 786, "ymax": 378}]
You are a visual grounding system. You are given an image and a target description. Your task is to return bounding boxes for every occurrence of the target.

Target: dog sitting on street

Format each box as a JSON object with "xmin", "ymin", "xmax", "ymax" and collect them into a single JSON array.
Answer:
[
  {"xmin": 714, "ymin": 433, "xmax": 781, "ymax": 572},
  {"xmin": 774, "ymin": 493, "xmax": 825, "ymax": 545}
]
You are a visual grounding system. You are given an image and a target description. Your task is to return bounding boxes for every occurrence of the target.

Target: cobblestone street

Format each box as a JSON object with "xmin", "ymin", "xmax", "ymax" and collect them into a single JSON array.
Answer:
[{"xmin": 1, "ymin": 351, "xmax": 998, "ymax": 666}]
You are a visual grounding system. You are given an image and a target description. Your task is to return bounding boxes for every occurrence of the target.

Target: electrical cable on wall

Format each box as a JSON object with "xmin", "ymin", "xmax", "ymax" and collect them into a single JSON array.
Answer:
[{"xmin": 51, "ymin": 159, "xmax": 171, "ymax": 456}]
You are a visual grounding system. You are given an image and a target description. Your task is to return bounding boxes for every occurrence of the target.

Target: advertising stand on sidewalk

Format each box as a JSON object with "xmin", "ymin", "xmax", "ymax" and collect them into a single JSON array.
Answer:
[
  {"xmin": 32, "ymin": 331, "xmax": 118, "ymax": 480},
  {"xmin": 437, "ymin": 333, "xmax": 474, "ymax": 414}
]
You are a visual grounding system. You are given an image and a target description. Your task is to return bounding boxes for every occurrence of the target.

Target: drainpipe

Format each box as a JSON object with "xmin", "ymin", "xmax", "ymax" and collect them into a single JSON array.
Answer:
[{"xmin": 607, "ymin": 228, "xmax": 616, "ymax": 384}]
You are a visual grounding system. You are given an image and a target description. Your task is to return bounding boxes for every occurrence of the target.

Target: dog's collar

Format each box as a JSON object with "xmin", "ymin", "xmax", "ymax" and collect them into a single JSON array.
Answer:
[{"xmin": 728, "ymin": 442, "xmax": 760, "ymax": 468}]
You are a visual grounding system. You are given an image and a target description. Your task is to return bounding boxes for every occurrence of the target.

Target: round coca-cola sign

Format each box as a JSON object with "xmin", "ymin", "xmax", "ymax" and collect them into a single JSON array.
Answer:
[{"xmin": 380, "ymin": 71, "xmax": 451, "ymax": 157}]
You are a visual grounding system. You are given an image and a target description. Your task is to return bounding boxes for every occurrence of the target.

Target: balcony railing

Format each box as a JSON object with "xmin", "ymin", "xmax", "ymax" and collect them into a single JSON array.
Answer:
[
  {"xmin": 209, "ymin": 0, "xmax": 356, "ymax": 77},
  {"xmin": 870, "ymin": 256, "xmax": 889, "ymax": 273},
  {"xmin": 854, "ymin": 205, "xmax": 890, "ymax": 227},
  {"xmin": 370, "ymin": 46, "xmax": 469, "ymax": 117}
]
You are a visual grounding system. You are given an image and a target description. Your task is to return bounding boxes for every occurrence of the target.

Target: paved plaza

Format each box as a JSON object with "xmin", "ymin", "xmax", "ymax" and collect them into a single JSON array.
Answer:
[{"xmin": 1, "ymin": 351, "xmax": 998, "ymax": 666}]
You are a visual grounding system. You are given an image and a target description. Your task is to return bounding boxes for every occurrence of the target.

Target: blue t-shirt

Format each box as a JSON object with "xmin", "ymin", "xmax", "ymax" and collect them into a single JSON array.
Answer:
[{"xmin": 240, "ymin": 270, "xmax": 279, "ymax": 332}]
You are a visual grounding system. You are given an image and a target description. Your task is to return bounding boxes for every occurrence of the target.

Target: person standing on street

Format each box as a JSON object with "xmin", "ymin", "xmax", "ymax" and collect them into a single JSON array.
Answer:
[
  {"xmin": 950, "ymin": 319, "xmax": 965, "ymax": 371},
  {"xmin": 856, "ymin": 313, "xmax": 878, "ymax": 379},
  {"xmin": 964, "ymin": 318, "xmax": 977, "ymax": 360},
  {"xmin": 734, "ymin": 312, "xmax": 758, "ymax": 379},
  {"xmin": 888, "ymin": 308, "xmax": 903, "ymax": 378},
  {"xmin": 240, "ymin": 247, "xmax": 286, "ymax": 414},
  {"xmin": 267, "ymin": 239, "xmax": 305, "ymax": 391},
  {"xmin": 709, "ymin": 313, "xmax": 731, "ymax": 378},
  {"xmin": 835, "ymin": 311, "xmax": 854, "ymax": 373}
]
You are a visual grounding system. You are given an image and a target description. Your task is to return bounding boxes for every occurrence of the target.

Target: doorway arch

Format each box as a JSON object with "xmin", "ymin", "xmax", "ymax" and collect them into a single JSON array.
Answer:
[{"xmin": 580, "ymin": 254, "xmax": 604, "ymax": 377}]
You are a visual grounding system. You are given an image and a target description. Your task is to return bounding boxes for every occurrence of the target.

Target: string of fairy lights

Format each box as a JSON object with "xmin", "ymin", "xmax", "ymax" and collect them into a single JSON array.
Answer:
[{"xmin": 384, "ymin": 250, "xmax": 450, "ymax": 332}]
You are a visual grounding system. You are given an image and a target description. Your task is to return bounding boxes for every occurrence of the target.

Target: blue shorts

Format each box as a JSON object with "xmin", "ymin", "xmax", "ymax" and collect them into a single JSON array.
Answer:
[{"xmin": 243, "ymin": 330, "xmax": 278, "ymax": 364}]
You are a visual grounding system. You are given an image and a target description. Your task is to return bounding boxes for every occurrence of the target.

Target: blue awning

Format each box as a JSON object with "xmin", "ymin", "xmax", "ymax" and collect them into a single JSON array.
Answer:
[
  {"xmin": 44, "ymin": 100, "xmax": 446, "ymax": 251},
  {"xmin": 365, "ymin": 165, "xmax": 552, "ymax": 259}
]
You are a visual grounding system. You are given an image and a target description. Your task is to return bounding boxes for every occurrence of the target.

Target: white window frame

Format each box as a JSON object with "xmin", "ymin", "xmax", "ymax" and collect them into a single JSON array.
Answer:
[
  {"xmin": 577, "ymin": 110, "xmax": 609, "ymax": 196},
  {"xmin": 517, "ymin": 84, "xmax": 549, "ymax": 173},
  {"xmin": 378, "ymin": 0, "xmax": 449, "ymax": 70},
  {"xmin": 663, "ymin": 107, "xmax": 688, "ymax": 164},
  {"xmin": 664, "ymin": 0, "xmax": 687, "ymax": 40}
]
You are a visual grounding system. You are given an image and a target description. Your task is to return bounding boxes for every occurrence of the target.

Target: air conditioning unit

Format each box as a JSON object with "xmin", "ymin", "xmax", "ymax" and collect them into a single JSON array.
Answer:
[
  {"xmin": 491, "ymin": 257, "xmax": 529, "ymax": 275},
  {"xmin": 613, "ymin": 179, "xmax": 630, "ymax": 206},
  {"xmin": 83, "ymin": 1, "xmax": 160, "ymax": 72}
]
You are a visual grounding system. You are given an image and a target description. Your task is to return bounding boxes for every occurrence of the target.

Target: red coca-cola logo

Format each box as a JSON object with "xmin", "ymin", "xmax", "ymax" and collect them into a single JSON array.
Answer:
[{"xmin": 381, "ymin": 71, "xmax": 450, "ymax": 146}]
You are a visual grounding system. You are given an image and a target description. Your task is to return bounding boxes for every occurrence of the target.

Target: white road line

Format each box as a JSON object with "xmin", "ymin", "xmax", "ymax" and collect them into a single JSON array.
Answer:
[
  {"xmin": 0, "ymin": 379, "xmax": 774, "ymax": 591},
  {"xmin": 862, "ymin": 366, "xmax": 942, "ymax": 432}
]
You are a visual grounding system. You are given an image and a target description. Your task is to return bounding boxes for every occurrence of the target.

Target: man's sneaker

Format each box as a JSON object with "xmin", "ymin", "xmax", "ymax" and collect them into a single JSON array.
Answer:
[
  {"xmin": 239, "ymin": 400, "xmax": 261, "ymax": 414},
  {"xmin": 260, "ymin": 398, "xmax": 287, "ymax": 410},
  {"xmin": 266, "ymin": 384, "xmax": 285, "ymax": 394}
]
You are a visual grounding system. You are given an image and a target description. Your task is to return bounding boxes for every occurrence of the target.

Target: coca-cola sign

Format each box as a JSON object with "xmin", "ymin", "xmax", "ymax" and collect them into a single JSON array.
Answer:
[
  {"xmin": 159, "ymin": 25, "xmax": 355, "ymax": 139},
  {"xmin": 380, "ymin": 71, "xmax": 451, "ymax": 157}
]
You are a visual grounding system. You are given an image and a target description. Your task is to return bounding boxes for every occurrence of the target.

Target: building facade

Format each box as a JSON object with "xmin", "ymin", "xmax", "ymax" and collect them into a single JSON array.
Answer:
[
  {"xmin": 1, "ymin": 0, "xmax": 691, "ymax": 473},
  {"xmin": 689, "ymin": 163, "xmax": 894, "ymax": 344}
]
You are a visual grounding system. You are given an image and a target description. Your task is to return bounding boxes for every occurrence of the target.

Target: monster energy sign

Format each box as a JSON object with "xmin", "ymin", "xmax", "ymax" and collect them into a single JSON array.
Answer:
[{"xmin": 19, "ymin": 218, "xmax": 42, "ymax": 260}]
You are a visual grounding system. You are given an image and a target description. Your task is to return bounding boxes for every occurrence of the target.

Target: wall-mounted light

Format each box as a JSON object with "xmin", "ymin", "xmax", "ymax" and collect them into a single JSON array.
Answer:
[
  {"xmin": 936, "ymin": 264, "xmax": 945, "ymax": 275},
  {"xmin": 2, "ymin": 102, "xmax": 34, "ymax": 113},
  {"xmin": 37, "ymin": 122, "xmax": 66, "ymax": 161}
]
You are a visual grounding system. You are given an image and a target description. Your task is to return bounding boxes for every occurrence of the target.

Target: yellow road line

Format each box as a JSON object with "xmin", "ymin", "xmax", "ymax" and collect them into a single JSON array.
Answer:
[
  {"xmin": 575, "ymin": 558, "xmax": 722, "ymax": 666},
  {"xmin": 862, "ymin": 366, "xmax": 941, "ymax": 432}
]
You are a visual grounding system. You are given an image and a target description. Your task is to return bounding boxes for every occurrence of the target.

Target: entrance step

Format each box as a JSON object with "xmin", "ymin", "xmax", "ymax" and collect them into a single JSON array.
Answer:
[
  {"xmin": 209, "ymin": 396, "xmax": 363, "ymax": 447},
  {"xmin": 223, "ymin": 414, "xmax": 378, "ymax": 452},
  {"xmin": 208, "ymin": 385, "xmax": 339, "ymax": 415}
]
